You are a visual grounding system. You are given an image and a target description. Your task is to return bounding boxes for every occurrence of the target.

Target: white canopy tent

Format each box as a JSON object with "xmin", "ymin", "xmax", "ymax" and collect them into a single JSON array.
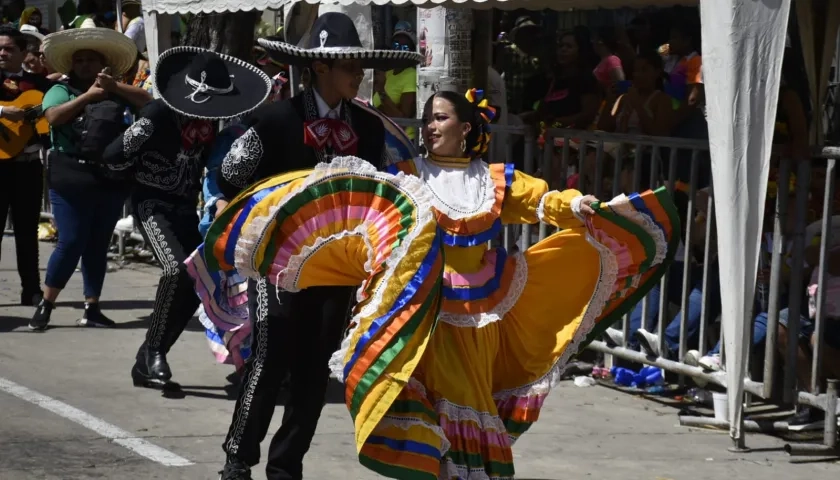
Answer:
[
  {"xmin": 138, "ymin": 0, "xmax": 840, "ymax": 448},
  {"xmin": 701, "ymin": 0, "xmax": 840, "ymax": 446},
  {"xmin": 141, "ymin": 0, "xmax": 696, "ymax": 12}
]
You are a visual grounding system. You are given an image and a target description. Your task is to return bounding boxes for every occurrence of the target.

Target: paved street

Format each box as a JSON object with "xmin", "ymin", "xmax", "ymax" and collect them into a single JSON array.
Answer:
[{"xmin": 1, "ymin": 238, "xmax": 839, "ymax": 479}]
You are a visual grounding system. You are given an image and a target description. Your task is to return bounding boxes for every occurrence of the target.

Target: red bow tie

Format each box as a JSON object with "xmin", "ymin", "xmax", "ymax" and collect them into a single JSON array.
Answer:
[
  {"xmin": 181, "ymin": 120, "xmax": 215, "ymax": 149},
  {"xmin": 303, "ymin": 118, "xmax": 358, "ymax": 155}
]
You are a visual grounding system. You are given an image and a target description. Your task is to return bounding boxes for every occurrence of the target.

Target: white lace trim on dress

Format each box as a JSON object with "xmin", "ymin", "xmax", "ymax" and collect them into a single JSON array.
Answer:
[
  {"xmin": 438, "ymin": 252, "xmax": 528, "ymax": 328},
  {"xmin": 413, "ymin": 157, "xmax": 498, "ymax": 220}
]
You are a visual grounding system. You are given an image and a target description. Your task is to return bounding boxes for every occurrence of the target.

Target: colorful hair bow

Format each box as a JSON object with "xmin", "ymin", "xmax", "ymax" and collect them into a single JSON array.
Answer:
[
  {"xmin": 465, "ymin": 88, "xmax": 498, "ymax": 125},
  {"xmin": 464, "ymin": 88, "xmax": 499, "ymax": 158}
]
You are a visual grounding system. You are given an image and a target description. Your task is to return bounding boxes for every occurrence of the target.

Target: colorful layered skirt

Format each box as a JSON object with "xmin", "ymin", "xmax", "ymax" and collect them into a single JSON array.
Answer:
[{"xmin": 186, "ymin": 157, "xmax": 679, "ymax": 479}]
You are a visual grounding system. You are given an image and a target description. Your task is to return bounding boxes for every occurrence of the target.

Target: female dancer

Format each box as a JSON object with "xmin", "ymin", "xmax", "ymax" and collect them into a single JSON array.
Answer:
[{"xmin": 189, "ymin": 88, "xmax": 678, "ymax": 479}]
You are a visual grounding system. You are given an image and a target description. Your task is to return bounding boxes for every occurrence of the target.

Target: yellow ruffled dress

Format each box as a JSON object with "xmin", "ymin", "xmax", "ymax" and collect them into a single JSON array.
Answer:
[{"xmin": 188, "ymin": 155, "xmax": 678, "ymax": 480}]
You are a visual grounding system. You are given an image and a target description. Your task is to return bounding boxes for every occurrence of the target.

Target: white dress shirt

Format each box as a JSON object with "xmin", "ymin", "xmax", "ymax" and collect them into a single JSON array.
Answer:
[{"xmin": 312, "ymin": 88, "xmax": 342, "ymax": 119}]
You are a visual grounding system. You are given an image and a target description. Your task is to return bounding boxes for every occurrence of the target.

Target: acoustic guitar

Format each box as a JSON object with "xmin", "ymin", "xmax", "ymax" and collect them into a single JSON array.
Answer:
[{"xmin": 0, "ymin": 89, "xmax": 50, "ymax": 160}]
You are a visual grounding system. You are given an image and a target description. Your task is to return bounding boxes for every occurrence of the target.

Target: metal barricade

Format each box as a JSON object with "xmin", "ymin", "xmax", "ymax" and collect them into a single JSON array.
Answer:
[{"xmin": 393, "ymin": 116, "xmax": 839, "ymax": 453}]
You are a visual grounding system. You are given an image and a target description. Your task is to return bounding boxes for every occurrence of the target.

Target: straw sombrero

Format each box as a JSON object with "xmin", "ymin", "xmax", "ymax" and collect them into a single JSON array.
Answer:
[
  {"xmin": 42, "ymin": 18, "xmax": 138, "ymax": 75},
  {"xmin": 153, "ymin": 46, "xmax": 272, "ymax": 120},
  {"xmin": 259, "ymin": 12, "xmax": 423, "ymax": 70}
]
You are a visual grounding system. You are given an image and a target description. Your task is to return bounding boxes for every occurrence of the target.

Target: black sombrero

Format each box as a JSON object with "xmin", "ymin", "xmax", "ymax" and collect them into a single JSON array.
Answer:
[
  {"xmin": 153, "ymin": 46, "xmax": 272, "ymax": 120},
  {"xmin": 258, "ymin": 12, "xmax": 423, "ymax": 70}
]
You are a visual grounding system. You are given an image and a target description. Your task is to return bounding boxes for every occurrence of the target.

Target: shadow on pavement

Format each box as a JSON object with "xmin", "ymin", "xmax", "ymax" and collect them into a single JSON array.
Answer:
[
  {"xmin": 155, "ymin": 375, "xmax": 346, "ymax": 405},
  {"xmin": 55, "ymin": 299, "xmax": 155, "ymax": 310},
  {"xmin": 169, "ymin": 384, "xmax": 240, "ymax": 401},
  {"xmin": 114, "ymin": 316, "xmax": 205, "ymax": 332},
  {"xmin": 0, "ymin": 316, "xmax": 28, "ymax": 332}
]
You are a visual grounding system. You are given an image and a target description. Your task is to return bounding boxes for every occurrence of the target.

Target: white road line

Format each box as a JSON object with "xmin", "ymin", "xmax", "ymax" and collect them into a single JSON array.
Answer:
[{"xmin": 0, "ymin": 377, "xmax": 193, "ymax": 467}]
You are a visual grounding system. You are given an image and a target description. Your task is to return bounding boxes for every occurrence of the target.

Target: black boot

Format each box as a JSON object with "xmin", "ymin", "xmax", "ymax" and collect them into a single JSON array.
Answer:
[
  {"xmin": 219, "ymin": 457, "xmax": 252, "ymax": 480},
  {"xmin": 131, "ymin": 343, "xmax": 172, "ymax": 388},
  {"xmin": 28, "ymin": 298, "xmax": 54, "ymax": 331}
]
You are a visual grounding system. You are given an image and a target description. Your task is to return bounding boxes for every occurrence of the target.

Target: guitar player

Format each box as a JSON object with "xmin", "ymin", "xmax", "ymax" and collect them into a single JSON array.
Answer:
[{"xmin": 0, "ymin": 26, "xmax": 54, "ymax": 306}]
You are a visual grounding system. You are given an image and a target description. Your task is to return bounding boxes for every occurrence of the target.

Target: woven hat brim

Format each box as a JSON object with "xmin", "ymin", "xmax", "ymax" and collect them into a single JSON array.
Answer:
[
  {"xmin": 258, "ymin": 37, "xmax": 423, "ymax": 70},
  {"xmin": 42, "ymin": 29, "xmax": 138, "ymax": 76},
  {"xmin": 153, "ymin": 46, "xmax": 272, "ymax": 121}
]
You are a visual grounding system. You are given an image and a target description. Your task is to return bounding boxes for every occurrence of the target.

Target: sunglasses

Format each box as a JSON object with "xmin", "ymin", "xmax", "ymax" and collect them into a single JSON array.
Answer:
[{"xmin": 392, "ymin": 42, "xmax": 412, "ymax": 52}]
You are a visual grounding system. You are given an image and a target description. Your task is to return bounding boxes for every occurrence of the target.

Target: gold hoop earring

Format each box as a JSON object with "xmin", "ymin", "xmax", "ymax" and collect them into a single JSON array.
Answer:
[{"xmin": 460, "ymin": 138, "xmax": 467, "ymax": 153}]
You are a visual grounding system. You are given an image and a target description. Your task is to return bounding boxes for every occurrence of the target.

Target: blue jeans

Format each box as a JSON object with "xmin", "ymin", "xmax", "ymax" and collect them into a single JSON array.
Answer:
[
  {"xmin": 628, "ymin": 260, "xmax": 722, "ymax": 357},
  {"xmin": 708, "ymin": 307, "xmax": 813, "ymax": 355},
  {"xmin": 45, "ymin": 188, "xmax": 126, "ymax": 298}
]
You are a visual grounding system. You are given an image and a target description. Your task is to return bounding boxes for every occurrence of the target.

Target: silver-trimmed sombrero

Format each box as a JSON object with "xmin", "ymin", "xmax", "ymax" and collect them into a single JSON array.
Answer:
[
  {"xmin": 153, "ymin": 46, "xmax": 272, "ymax": 120},
  {"xmin": 258, "ymin": 12, "xmax": 423, "ymax": 70}
]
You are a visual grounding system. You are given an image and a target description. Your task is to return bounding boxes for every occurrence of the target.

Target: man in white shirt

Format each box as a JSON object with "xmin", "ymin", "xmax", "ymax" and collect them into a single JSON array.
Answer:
[{"xmin": 121, "ymin": 0, "xmax": 145, "ymax": 54}]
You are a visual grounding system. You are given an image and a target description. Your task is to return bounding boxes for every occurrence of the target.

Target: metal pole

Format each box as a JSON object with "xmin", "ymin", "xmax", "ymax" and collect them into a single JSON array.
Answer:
[
  {"xmin": 811, "ymin": 159, "xmax": 836, "ymax": 394},
  {"xmin": 763, "ymin": 157, "xmax": 791, "ymax": 398},
  {"xmin": 784, "ymin": 379, "xmax": 839, "ymax": 455},
  {"xmin": 783, "ymin": 160, "xmax": 811, "ymax": 403},
  {"xmin": 519, "ymin": 133, "xmax": 535, "ymax": 251}
]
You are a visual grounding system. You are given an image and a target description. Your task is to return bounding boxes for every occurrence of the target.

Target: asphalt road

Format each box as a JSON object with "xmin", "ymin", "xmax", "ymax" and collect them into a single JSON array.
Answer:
[{"xmin": 1, "ymin": 239, "xmax": 839, "ymax": 479}]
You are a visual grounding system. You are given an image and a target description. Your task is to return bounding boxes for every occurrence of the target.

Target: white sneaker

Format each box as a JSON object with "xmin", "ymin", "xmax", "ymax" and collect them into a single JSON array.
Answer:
[
  {"xmin": 684, "ymin": 349, "xmax": 701, "ymax": 366},
  {"xmin": 602, "ymin": 327, "xmax": 624, "ymax": 347},
  {"xmin": 115, "ymin": 216, "xmax": 134, "ymax": 233},
  {"xmin": 634, "ymin": 329, "xmax": 661, "ymax": 357},
  {"xmin": 698, "ymin": 354, "xmax": 722, "ymax": 372}
]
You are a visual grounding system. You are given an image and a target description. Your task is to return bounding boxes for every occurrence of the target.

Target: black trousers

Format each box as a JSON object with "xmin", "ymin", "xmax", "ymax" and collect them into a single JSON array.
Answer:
[
  {"xmin": 132, "ymin": 195, "xmax": 202, "ymax": 352},
  {"xmin": 0, "ymin": 157, "xmax": 44, "ymax": 294},
  {"xmin": 224, "ymin": 278, "xmax": 353, "ymax": 480}
]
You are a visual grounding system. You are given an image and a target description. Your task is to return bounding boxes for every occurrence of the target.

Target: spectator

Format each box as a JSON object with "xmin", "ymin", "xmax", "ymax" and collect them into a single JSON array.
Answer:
[
  {"xmin": 20, "ymin": 6, "xmax": 49, "ymax": 35},
  {"xmin": 664, "ymin": 18, "xmax": 704, "ymax": 128},
  {"xmin": 526, "ymin": 30, "xmax": 600, "ymax": 130},
  {"xmin": 627, "ymin": 15, "xmax": 656, "ymax": 56},
  {"xmin": 598, "ymin": 50, "xmax": 671, "ymax": 137},
  {"xmin": 30, "ymin": 19, "xmax": 151, "ymax": 330},
  {"xmin": 586, "ymin": 50, "xmax": 672, "ymax": 193},
  {"xmin": 373, "ymin": 21, "xmax": 417, "ymax": 139},
  {"xmin": 593, "ymin": 27, "xmax": 625, "ymax": 92},
  {"xmin": 690, "ymin": 220, "xmax": 840, "ymax": 430},
  {"xmin": 60, "ymin": 0, "xmax": 98, "ymax": 30},
  {"xmin": 20, "ymin": 25, "xmax": 44, "ymax": 75},
  {"xmin": 0, "ymin": 26, "xmax": 54, "ymax": 307},
  {"xmin": 121, "ymin": 0, "xmax": 145, "ymax": 54},
  {"xmin": 609, "ymin": 186, "xmax": 721, "ymax": 361},
  {"xmin": 3, "ymin": 0, "xmax": 25, "ymax": 28},
  {"xmin": 495, "ymin": 15, "xmax": 542, "ymax": 115}
]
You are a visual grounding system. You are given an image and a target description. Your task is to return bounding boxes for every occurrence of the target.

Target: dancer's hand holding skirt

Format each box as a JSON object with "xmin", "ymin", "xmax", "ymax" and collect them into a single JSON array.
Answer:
[{"xmin": 186, "ymin": 157, "xmax": 680, "ymax": 480}]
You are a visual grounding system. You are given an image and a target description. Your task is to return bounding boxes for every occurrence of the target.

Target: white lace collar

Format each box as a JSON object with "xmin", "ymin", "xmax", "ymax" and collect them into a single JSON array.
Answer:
[{"xmin": 413, "ymin": 156, "xmax": 496, "ymax": 220}]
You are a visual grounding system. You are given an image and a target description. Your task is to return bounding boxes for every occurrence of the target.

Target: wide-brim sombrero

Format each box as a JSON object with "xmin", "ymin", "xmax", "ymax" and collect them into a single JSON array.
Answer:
[
  {"xmin": 42, "ymin": 22, "xmax": 138, "ymax": 76},
  {"xmin": 153, "ymin": 46, "xmax": 272, "ymax": 120},
  {"xmin": 259, "ymin": 37, "xmax": 423, "ymax": 70},
  {"xmin": 259, "ymin": 12, "xmax": 423, "ymax": 70}
]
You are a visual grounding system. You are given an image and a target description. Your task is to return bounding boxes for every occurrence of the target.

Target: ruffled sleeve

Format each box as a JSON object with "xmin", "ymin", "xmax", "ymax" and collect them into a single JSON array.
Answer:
[{"xmin": 501, "ymin": 169, "xmax": 583, "ymax": 229}]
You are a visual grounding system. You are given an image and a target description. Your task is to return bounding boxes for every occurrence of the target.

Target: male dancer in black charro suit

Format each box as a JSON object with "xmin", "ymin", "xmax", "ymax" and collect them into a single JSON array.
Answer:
[{"xmin": 216, "ymin": 12, "xmax": 423, "ymax": 480}]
